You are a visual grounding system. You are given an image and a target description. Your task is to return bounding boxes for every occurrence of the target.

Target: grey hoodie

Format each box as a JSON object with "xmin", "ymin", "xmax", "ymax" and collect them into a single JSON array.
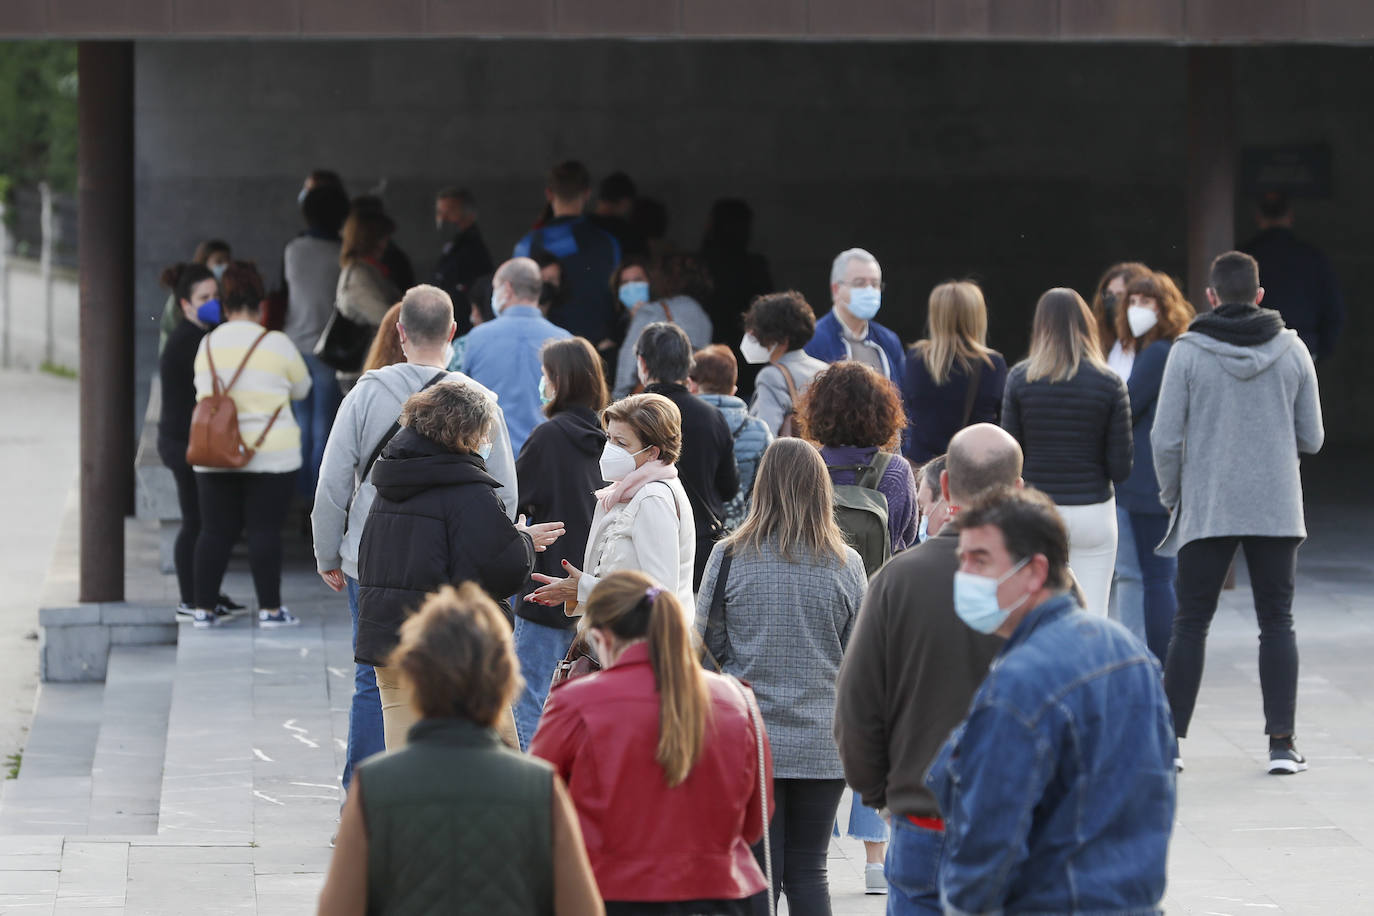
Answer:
[
  {"xmin": 312, "ymin": 362, "xmax": 517, "ymax": 579},
  {"xmin": 1151, "ymin": 328, "xmax": 1323, "ymax": 556}
]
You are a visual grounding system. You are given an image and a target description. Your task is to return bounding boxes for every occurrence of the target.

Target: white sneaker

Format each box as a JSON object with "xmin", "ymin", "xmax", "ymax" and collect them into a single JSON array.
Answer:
[
  {"xmin": 865, "ymin": 862, "xmax": 887, "ymax": 895},
  {"xmin": 259, "ymin": 607, "xmax": 300, "ymax": 628}
]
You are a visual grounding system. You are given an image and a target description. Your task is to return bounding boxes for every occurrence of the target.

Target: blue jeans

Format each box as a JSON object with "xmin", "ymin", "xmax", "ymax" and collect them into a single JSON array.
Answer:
[
  {"xmin": 291, "ymin": 352, "xmax": 342, "ymax": 503},
  {"xmin": 886, "ymin": 816, "xmax": 945, "ymax": 914},
  {"xmin": 1109, "ymin": 504, "xmax": 1144, "ymax": 640},
  {"xmin": 1128, "ymin": 511, "xmax": 1177, "ymax": 665},
  {"xmin": 835, "ymin": 790, "xmax": 889, "ymax": 843},
  {"xmin": 512, "ymin": 616, "xmax": 577, "ymax": 751},
  {"xmin": 342, "ymin": 576, "xmax": 384, "ymax": 792}
]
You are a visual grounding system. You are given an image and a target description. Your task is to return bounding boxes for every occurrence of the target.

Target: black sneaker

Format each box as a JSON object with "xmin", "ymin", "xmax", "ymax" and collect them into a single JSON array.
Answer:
[
  {"xmin": 175, "ymin": 603, "xmax": 195, "ymax": 621},
  {"xmin": 1268, "ymin": 736, "xmax": 1308, "ymax": 775},
  {"xmin": 217, "ymin": 593, "xmax": 246, "ymax": 612}
]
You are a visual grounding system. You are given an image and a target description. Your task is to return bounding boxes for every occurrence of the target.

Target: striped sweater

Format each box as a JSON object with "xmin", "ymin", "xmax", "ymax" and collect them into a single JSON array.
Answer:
[{"xmin": 193, "ymin": 320, "xmax": 311, "ymax": 473}]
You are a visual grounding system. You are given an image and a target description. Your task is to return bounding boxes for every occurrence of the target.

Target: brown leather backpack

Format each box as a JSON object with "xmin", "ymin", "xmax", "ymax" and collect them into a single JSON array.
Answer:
[{"xmin": 186, "ymin": 328, "xmax": 283, "ymax": 469}]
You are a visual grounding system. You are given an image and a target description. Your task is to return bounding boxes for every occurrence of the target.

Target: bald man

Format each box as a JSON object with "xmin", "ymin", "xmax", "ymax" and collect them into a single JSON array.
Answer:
[
  {"xmin": 461, "ymin": 257, "xmax": 571, "ymax": 454},
  {"xmin": 834, "ymin": 424, "xmax": 1023, "ymax": 910}
]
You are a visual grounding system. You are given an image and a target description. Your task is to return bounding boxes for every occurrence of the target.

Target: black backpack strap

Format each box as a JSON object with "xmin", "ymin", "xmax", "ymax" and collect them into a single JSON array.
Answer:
[
  {"xmin": 855, "ymin": 451, "xmax": 896, "ymax": 491},
  {"xmin": 360, "ymin": 370, "xmax": 448, "ymax": 483}
]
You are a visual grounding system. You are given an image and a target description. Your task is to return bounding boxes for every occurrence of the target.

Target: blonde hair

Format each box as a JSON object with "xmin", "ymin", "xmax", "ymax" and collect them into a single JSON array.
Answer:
[
  {"xmin": 601, "ymin": 393, "xmax": 683, "ymax": 465},
  {"xmin": 1024, "ymin": 288, "xmax": 1105, "ymax": 383},
  {"xmin": 913, "ymin": 281, "xmax": 996, "ymax": 385},
  {"xmin": 387, "ymin": 583, "xmax": 522, "ymax": 726},
  {"xmin": 726, "ymin": 439, "xmax": 849, "ymax": 563},
  {"xmin": 583, "ymin": 571, "xmax": 710, "ymax": 788},
  {"xmin": 362, "ymin": 302, "xmax": 405, "ymax": 372}
]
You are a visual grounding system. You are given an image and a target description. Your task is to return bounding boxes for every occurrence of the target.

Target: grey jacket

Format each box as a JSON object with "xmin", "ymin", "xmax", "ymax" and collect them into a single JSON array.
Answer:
[
  {"xmin": 749, "ymin": 349, "xmax": 829, "ymax": 436},
  {"xmin": 696, "ymin": 539, "xmax": 867, "ymax": 780},
  {"xmin": 312, "ymin": 362, "xmax": 517, "ymax": 579},
  {"xmin": 612, "ymin": 295, "xmax": 714, "ymax": 399},
  {"xmin": 1151, "ymin": 329, "xmax": 1323, "ymax": 556}
]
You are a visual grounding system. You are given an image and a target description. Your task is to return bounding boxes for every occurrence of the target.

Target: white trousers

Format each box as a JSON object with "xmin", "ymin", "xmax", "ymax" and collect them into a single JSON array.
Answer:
[{"xmin": 1056, "ymin": 498, "xmax": 1118, "ymax": 617}]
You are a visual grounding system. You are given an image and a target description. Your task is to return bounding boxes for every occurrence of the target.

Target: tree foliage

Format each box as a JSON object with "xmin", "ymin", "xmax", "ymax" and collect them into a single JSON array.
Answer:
[{"xmin": 0, "ymin": 42, "xmax": 78, "ymax": 194}]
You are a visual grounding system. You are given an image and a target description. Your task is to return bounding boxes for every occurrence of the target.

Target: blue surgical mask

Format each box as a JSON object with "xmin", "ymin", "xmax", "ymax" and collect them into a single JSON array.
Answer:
[
  {"xmin": 477, "ymin": 441, "xmax": 493, "ymax": 461},
  {"xmin": 619, "ymin": 281, "xmax": 650, "ymax": 309},
  {"xmin": 196, "ymin": 298, "xmax": 223, "ymax": 326},
  {"xmin": 953, "ymin": 558, "xmax": 1030, "ymax": 635},
  {"xmin": 917, "ymin": 515, "xmax": 930, "ymax": 544},
  {"xmin": 847, "ymin": 286, "xmax": 882, "ymax": 321},
  {"xmin": 210, "ymin": 262, "xmax": 228, "ymax": 280},
  {"xmin": 538, "ymin": 376, "xmax": 553, "ymax": 406}
]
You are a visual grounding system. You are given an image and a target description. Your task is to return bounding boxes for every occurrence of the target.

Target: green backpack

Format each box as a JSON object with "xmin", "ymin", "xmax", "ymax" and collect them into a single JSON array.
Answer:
[{"xmin": 826, "ymin": 451, "xmax": 896, "ymax": 578}]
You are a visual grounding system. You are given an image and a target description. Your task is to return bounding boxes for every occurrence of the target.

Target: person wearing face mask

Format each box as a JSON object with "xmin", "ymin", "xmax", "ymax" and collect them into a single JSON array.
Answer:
[
  {"xmin": 612, "ymin": 253, "xmax": 714, "ymax": 399},
  {"xmin": 356, "ymin": 380, "xmax": 565, "ymax": 750},
  {"xmin": 914, "ymin": 454, "xmax": 949, "ymax": 544},
  {"xmin": 687, "ymin": 345, "xmax": 772, "ymax": 531},
  {"xmin": 803, "ymin": 248, "xmax": 905, "ymax": 388},
  {"xmin": 1088, "ymin": 260, "xmax": 1150, "ymax": 358},
  {"xmin": 1107, "ymin": 271, "xmax": 1194, "ymax": 662},
  {"xmin": 313, "ymin": 285, "xmax": 521, "ymax": 794},
  {"xmin": 509, "ymin": 338, "xmax": 610, "ymax": 749},
  {"xmin": 431, "ymin": 187, "xmax": 494, "ymax": 321},
  {"xmin": 925, "ymin": 486, "xmax": 1175, "ymax": 916},
  {"xmin": 741, "ymin": 291, "xmax": 829, "ymax": 438},
  {"xmin": 524, "ymin": 393, "xmax": 696, "ymax": 615},
  {"xmin": 157, "ymin": 238, "xmax": 232, "ymax": 354},
  {"xmin": 835, "ymin": 424, "xmax": 1022, "ymax": 908},
  {"xmin": 461, "ymin": 258, "xmax": 572, "ymax": 455}
]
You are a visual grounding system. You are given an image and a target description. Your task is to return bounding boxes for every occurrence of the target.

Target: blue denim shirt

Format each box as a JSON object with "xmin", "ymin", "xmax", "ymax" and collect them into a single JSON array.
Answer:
[
  {"xmin": 461, "ymin": 305, "xmax": 570, "ymax": 455},
  {"xmin": 925, "ymin": 593, "xmax": 1176, "ymax": 915}
]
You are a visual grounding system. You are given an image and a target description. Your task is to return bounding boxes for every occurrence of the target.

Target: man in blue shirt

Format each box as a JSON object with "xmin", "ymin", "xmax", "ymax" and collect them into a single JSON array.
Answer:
[
  {"xmin": 927, "ymin": 486, "xmax": 1176, "ymax": 916},
  {"xmin": 513, "ymin": 161, "xmax": 622, "ymax": 345},
  {"xmin": 462, "ymin": 258, "xmax": 570, "ymax": 454},
  {"xmin": 805, "ymin": 247, "xmax": 906, "ymax": 386}
]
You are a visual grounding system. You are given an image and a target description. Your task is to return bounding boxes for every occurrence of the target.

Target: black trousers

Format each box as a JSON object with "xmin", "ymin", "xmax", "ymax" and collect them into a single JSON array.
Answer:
[
  {"xmin": 1164, "ymin": 535, "xmax": 1302, "ymax": 738},
  {"xmin": 157, "ymin": 438, "xmax": 200, "ymax": 605},
  {"xmin": 193, "ymin": 470, "xmax": 296, "ymax": 610},
  {"xmin": 751, "ymin": 777, "xmax": 846, "ymax": 916}
]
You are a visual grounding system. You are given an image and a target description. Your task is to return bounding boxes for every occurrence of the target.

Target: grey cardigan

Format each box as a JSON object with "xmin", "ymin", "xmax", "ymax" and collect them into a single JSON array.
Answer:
[
  {"xmin": 1151, "ymin": 328, "xmax": 1323, "ymax": 556},
  {"xmin": 749, "ymin": 349, "xmax": 830, "ymax": 436},
  {"xmin": 695, "ymin": 538, "xmax": 867, "ymax": 780}
]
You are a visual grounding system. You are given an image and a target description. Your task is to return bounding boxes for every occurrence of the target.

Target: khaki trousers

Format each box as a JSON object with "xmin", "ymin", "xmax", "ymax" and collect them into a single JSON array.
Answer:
[{"xmin": 373, "ymin": 665, "xmax": 519, "ymax": 750}]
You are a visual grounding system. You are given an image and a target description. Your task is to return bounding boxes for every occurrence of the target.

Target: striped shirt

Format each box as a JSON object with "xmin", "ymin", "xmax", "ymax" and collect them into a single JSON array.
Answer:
[{"xmin": 193, "ymin": 320, "xmax": 310, "ymax": 473}]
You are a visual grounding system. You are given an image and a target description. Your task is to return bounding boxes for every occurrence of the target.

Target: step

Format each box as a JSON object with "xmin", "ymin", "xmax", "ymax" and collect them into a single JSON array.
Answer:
[
  {"xmin": 0, "ymin": 681, "xmax": 103, "ymax": 834},
  {"xmin": 88, "ymin": 644, "xmax": 176, "ymax": 835}
]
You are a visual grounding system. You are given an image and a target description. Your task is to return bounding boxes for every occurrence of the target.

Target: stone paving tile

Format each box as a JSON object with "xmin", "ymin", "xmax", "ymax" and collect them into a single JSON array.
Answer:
[{"xmin": 52, "ymin": 842, "xmax": 126, "ymax": 911}]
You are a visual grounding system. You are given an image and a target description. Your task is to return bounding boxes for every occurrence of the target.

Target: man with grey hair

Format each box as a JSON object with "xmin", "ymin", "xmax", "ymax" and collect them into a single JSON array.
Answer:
[
  {"xmin": 312, "ymin": 283, "xmax": 519, "ymax": 799},
  {"xmin": 835, "ymin": 423, "xmax": 1022, "ymax": 906},
  {"xmin": 462, "ymin": 257, "xmax": 572, "ymax": 454},
  {"xmin": 432, "ymin": 186, "xmax": 493, "ymax": 318},
  {"xmin": 804, "ymin": 247, "xmax": 906, "ymax": 386}
]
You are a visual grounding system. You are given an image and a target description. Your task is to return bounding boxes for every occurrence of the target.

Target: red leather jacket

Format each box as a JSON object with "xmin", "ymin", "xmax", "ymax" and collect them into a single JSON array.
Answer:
[{"xmin": 530, "ymin": 642, "xmax": 773, "ymax": 903}]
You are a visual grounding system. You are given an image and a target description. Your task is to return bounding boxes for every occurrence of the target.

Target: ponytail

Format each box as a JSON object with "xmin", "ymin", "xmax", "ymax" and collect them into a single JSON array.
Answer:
[
  {"xmin": 161, "ymin": 262, "xmax": 216, "ymax": 305},
  {"xmin": 645, "ymin": 590, "xmax": 709, "ymax": 787},
  {"xmin": 583, "ymin": 571, "xmax": 711, "ymax": 788}
]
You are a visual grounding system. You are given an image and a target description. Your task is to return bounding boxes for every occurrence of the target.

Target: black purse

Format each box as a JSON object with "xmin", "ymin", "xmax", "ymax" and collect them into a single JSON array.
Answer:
[{"xmin": 314, "ymin": 266, "xmax": 376, "ymax": 372}]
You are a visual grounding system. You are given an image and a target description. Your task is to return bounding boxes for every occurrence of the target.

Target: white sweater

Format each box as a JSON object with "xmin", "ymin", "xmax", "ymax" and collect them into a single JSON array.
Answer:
[{"xmin": 575, "ymin": 477, "xmax": 696, "ymax": 614}]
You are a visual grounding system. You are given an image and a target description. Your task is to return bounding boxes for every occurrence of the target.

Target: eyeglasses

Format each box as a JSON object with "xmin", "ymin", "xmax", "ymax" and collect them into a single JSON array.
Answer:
[{"xmin": 846, "ymin": 279, "xmax": 885, "ymax": 291}]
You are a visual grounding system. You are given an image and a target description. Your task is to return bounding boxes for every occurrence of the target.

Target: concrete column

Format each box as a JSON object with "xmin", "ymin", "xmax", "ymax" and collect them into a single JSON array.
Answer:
[
  {"xmin": 77, "ymin": 42, "xmax": 135, "ymax": 603},
  {"xmin": 1186, "ymin": 47, "xmax": 1237, "ymax": 310}
]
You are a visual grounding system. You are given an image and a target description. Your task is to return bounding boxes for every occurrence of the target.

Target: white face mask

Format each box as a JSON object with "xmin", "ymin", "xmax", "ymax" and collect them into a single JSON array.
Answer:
[
  {"xmin": 599, "ymin": 442, "xmax": 651, "ymax": 482},
  {"xmin": 1127, "ymin": 305, "xmax": 1159, "ymax": 339},
  {"xmin": 491, "ymin": 283, "xmax": 510, "ymax": 316},
  {"xmin": 739, "ymin": 333, "xmax": 773, "ymax": 365}
]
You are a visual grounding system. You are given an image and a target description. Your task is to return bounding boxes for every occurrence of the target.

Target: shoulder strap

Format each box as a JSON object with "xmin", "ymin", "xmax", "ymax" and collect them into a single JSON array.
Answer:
[
  {"xmin": 960, "ymin": 363, "xmax": 982, "ymax": 428},
  {"xmin": 661, "ymin": 300, "xmax": 674, "ymax": 324},
  {"xmin": 360, "ymin": 370, "xmax": 449, "ymax": 483},
  {"xmin": 771, "ymin": 360, "xmax": 800, "ymax": 403},
  {"xmin": 856, "ymin": 451, "xmax": 896, "ymax": 491},
  {"xmin": 699, "ymin": 545, "xmax": 732, "ymax": 674},
  {"xmin": 221, "ymin": 328, "xmax": 273, "ymax": 396}
]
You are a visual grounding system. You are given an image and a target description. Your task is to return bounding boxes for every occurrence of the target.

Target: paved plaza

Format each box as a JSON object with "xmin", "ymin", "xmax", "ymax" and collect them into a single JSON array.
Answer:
[{"xmin": 0, "ymin": 368, "xmax": 1371, "ymax": 914}]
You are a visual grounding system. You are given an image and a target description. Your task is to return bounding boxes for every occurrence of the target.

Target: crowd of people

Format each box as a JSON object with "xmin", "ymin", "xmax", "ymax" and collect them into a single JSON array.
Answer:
[{"xmin": 152, "ymin": 161, "xmax": 1337, "ymax": 914}]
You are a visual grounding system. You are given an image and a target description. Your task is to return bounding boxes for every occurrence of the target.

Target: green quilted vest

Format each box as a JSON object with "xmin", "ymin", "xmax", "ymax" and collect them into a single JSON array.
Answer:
[{"xmin": 359, "ymin": 718, "xmax": 554, "ymax": 915}]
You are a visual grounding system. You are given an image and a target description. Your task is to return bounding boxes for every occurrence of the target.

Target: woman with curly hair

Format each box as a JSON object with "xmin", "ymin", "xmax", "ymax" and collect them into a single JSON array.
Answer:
[
  {"xmin": 742, "ymin": 291, "xmax": 829, "ymax": 437},
  {"xmin": 797, "ymin": 359, "xmax": 918, "ymax": 888},
  {"xmin": 1112, "ymin": 271, "xmax": 1194, "ymax": 661}
]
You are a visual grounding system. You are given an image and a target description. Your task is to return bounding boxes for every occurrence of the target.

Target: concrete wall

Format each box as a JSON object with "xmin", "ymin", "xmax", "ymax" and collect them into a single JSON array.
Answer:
[
  {"xmin": 132, "ymin": 39, "xmax": 1373, "ymax": 443},
  {"xmin": 0, "ymin": 258, "xmax": 80, "ymax": 372}
]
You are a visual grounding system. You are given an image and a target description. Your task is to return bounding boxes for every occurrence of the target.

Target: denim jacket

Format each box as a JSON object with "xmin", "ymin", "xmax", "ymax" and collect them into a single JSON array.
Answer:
[{"xmin": 925, "ymin": 593, "xmax": 1176, "ymax": 915}]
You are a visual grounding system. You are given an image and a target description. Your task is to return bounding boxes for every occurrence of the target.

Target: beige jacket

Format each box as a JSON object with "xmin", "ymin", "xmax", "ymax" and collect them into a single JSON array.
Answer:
[{"xmin": 335, "ymin": 260, "xmax": 400, "ymax": 327}]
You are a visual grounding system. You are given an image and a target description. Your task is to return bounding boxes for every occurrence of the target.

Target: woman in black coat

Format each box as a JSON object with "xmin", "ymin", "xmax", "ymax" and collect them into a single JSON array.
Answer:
[
  {"xmin": 510, "ymin": 337, "xmax": 610, "ymax": 749},
  {"xmin": 358, "ymin": 380, "xmax": 564, "ymax": 749}
]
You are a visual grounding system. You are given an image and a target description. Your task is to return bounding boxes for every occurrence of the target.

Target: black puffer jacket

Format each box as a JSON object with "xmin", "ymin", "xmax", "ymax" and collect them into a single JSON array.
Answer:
[
  {"xmin": 357, "ymin": 426, "xmax": 534, "ymax": 666},
  {"xmin": 1001, "ymin": 360, "xmax": 1132, "ymax": 505}
]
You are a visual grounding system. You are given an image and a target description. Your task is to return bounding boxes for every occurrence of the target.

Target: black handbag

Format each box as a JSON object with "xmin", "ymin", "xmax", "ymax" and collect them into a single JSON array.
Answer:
[{"xmin": 314, "ymin": 308, "xmax": 373, "ymax": 372}]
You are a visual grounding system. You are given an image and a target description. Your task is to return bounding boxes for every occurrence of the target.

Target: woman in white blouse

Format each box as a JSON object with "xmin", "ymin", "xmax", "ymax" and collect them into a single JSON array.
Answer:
[{"xmin": 525, "ymin": 393, "xmax": 696, "ymax": 615}]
